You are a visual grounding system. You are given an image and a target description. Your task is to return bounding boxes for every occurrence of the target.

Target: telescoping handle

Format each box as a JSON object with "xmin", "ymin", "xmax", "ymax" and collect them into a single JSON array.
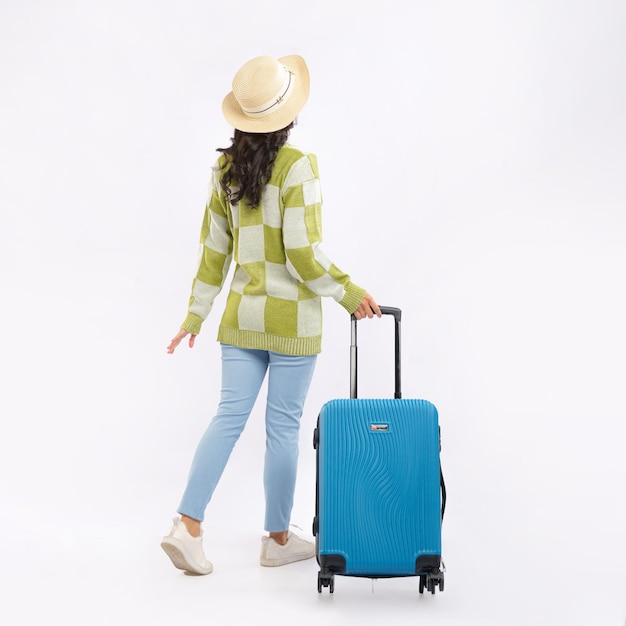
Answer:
[{"xmin": 350, "ymin": 306, "xmax": 402, "ymax": 400}]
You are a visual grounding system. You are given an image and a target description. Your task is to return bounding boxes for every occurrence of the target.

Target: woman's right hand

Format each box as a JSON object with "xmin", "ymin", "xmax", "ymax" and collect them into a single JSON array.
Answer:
[
  {"xmin": 353, "ymin": 293, "xmax": 382, "ymax": 320},
  {"xmin": 167, "ymin": 328, "xmax": 196, "ymax": 354}
]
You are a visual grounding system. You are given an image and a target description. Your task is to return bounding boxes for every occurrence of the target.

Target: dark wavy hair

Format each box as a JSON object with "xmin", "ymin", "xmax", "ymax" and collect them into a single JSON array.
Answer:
[{"xmin": 217, "ymin": 122, "xmax": 294, "ymax": 209}]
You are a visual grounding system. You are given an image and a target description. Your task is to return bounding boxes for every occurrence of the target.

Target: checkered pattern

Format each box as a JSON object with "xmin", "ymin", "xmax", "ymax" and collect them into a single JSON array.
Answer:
[{"xmin": 181, "ymin": 144, "xmax": 366, "ymax": 356}]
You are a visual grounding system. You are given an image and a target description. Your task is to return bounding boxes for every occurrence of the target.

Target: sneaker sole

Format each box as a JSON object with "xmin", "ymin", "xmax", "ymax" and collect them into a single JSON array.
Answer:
[
  {"xmin": 260, "ymin": 552, "xmax": 316, "ymax": 567},
  {"xmin": 160, "ymin": 537, "xmax": 213, "ymax": 575}
]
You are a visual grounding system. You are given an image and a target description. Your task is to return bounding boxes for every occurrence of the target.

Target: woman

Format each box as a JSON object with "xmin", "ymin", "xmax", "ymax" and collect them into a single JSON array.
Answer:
[{"xmin": 161, "ymin": 54, "xmax": 381, "ymax": 575}]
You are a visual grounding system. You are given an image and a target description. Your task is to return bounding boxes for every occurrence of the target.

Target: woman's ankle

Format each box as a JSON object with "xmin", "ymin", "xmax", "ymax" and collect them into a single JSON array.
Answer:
[
  {"xmin": 269, "ymin": 531, "xmax": 288, "ymax": 545},
  {"xmin": 181, "ymin": 515, "xmax": 201, "ymax": 537}
]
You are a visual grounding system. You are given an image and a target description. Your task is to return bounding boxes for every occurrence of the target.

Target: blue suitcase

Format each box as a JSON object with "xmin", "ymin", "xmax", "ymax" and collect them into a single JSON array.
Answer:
[{"xmin": 313, "ymin": 306, "xmax": 446, "ymax": 594}]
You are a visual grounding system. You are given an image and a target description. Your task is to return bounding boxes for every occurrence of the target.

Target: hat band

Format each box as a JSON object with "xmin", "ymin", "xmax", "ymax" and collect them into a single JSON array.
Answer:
[{"xmin": 240, "ymin": 67, "xmax": 295, "ymax": 117}]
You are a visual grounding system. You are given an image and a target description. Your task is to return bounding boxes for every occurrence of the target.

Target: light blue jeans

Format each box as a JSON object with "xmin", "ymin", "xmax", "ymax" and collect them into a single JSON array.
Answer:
[{"xmin": 178, "ymin": 344, "xmax": 317, "ymax": 532}]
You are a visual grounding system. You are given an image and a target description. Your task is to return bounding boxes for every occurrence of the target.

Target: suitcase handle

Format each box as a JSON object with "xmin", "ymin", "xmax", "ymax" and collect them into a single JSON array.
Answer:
[{"xmin": 350, "ymin": 306, "xmax": 402, "ymax": 399}]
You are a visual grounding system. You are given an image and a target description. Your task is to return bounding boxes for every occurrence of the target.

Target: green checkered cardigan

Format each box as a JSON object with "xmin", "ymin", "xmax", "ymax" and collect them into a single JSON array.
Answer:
[{"xmin": 181, "ymin": 144, "xmax": 366, "ymax": 355}]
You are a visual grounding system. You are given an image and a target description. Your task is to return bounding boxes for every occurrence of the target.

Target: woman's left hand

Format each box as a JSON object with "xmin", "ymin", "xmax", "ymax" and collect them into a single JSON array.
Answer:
[{"xmin": 167, "ymin": 328, "xmax": 196, "ymax": 354}]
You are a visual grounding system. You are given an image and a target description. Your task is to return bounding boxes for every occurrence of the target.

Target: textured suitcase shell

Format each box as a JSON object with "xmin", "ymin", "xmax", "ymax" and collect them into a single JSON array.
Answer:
[{"xmin": 316, "ymin": 397, "xmax": 442, "ymax": 577}]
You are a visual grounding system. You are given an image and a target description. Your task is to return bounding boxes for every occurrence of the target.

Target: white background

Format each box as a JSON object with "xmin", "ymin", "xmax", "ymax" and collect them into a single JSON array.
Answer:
[{"xmin": 1, "ymin": 1, "xmax": 625, "ymax": 624}]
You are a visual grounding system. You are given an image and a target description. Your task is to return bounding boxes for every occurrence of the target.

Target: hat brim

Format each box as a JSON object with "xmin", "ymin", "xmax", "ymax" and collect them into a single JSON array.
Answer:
[{"xmin": 222, "ymin": 54, "xmax": 310, "ymax": 133}]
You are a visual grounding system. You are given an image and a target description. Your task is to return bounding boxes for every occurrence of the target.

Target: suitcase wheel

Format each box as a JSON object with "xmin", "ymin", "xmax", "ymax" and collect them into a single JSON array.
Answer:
[
  {"xmin": 317, "ymin": 570, "xmax": 334, "ymax": 593},
  {"xmin": 419, "ymin": 571, "xmax": 444, "ymax": 595}
]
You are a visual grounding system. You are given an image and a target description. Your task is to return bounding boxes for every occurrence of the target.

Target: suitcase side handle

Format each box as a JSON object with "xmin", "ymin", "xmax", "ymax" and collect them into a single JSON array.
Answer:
[{"xmin": 350, "ymin": 306, "xmax": 402, "ymax": 399}]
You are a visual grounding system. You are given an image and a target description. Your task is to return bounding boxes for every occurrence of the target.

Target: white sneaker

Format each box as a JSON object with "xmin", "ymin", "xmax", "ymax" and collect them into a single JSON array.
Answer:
[
  {"xmin": 160, "ymin": 517, "xmax": 213, "ymax": 575},
  {"xmin": 260, "ymin": 531, "xmax": 316, "ymax": 567}
]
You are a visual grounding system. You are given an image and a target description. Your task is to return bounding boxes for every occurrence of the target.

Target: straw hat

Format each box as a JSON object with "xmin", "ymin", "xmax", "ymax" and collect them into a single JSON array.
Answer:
[{"xmin": 222, "ymin": 54, "xmax": 310, "ymax": 133}]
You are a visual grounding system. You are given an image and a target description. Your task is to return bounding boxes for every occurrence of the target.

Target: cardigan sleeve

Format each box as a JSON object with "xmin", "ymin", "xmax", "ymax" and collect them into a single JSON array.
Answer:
[
  {"xmin": 181, "ymin": 169, "xmax": 233, "ymax": 335},
  {"xmin": 281, "ymin": 154, "xmax": 366, "ymax": 313}
]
